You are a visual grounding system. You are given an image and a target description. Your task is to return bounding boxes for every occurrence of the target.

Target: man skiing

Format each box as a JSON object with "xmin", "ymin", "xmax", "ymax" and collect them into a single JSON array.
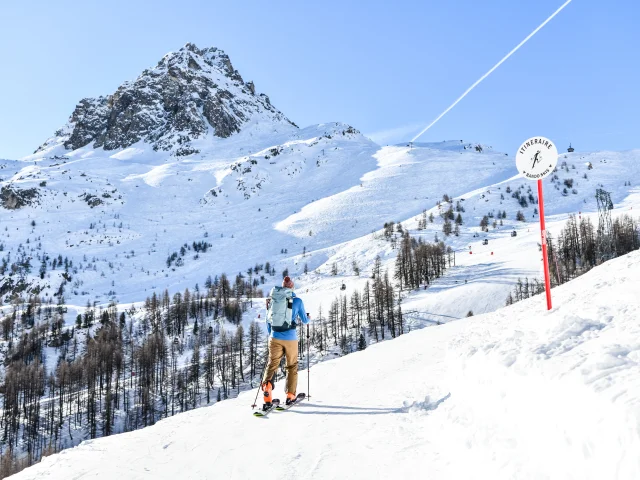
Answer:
[{"xmin": 261, "ymin": 276, "xmax": 309, "ymax": 409}]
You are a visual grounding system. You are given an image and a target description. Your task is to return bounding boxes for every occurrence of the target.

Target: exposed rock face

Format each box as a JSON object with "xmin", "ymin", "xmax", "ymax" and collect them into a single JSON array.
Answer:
[
  {"xmin": 79, "ymin": 192, "xmax": 103, "ymax": 208},
  {"xmin": 0, "ymin": 186, "xmax": 40, "ymax": 209},
  {"xmin": 36, "ymin": 43, "xmax": 295, "ymax": 156}
]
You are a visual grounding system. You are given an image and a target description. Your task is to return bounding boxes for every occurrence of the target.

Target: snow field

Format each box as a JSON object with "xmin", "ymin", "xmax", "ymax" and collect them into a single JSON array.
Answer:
[{"xmin": 13, "ymin": 251, "xmax": 640, "ymax": 480}]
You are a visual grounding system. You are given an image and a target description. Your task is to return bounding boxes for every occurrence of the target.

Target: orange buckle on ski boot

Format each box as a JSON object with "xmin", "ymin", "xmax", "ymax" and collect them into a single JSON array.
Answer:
[{"xmin": 262, "ymin": 381, "xmax": 273, "ymax": 403}]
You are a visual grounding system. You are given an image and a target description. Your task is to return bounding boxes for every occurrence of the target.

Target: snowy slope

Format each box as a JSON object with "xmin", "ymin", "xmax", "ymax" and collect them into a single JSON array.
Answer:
[
  {"xmin": 4, "ymin": 45, "xmax": 636, "ymax": 325},
  {"xmin": 0, "ymin": 123, "xmax": 380, "ymax": 307},
  {"xmin": 291, "ymin": 147, "xmax": 640, "ymax": 326},
  {"xmin": 275, "ymin": 141, "xmax": 513, "ymax": 247},
  {"xmin": 2, "ymin": 137, "xmax": 639, "ymax": 328},
  {"xmin": 1, "ymin": 121, "xmax": 517, "ymax": 315},
  {"xmin": 14, "ymin": 250, "xmax": 640, "ymax": 480}
]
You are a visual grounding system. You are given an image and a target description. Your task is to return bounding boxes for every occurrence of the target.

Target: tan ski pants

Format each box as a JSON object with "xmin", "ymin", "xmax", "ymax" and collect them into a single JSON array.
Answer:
[{"xmin": 263, "ymin": 338, "xmax": 299, "ymax": 395}]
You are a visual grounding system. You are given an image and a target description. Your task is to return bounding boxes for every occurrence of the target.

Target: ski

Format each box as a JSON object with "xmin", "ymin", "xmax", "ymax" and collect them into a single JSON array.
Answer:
[
  {"xmin": 253, "ymin": 399, "xmax": 280, "ymax": 417},
  {"xmin": 275, "ymin": 393, "xmax": 306, "ymax": 411}
]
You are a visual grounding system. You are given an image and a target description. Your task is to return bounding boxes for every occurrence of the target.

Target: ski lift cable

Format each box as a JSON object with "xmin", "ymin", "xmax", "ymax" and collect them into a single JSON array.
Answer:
[{"xmin": 411, "ymin": 0, "xmax": 574, "ymax": 143}]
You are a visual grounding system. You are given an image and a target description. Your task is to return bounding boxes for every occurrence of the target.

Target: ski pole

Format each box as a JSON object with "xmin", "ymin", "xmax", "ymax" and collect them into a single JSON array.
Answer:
[
  {"xmin": 306, "ymin": 322, "xmax": 310, "ymax": 399},
  {"xmin": 251, "ymin": 352, "xmax": 268, "ymax": 409}
]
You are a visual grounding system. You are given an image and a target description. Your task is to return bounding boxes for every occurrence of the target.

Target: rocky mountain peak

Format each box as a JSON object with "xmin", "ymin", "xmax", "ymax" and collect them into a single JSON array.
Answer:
[
  {"xmin": 35, "ymin": 43, "xmax": 296, "ymax": 157},
  {"xmin": 158, "ymin": 43, "xmax": 241, "ymax": 81}
]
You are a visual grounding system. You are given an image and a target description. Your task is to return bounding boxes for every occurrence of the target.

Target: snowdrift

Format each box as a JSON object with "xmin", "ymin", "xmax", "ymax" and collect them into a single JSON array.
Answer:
[{"xmin": 13, "ymin": 251, "xmax": 640, "ymax": 479}]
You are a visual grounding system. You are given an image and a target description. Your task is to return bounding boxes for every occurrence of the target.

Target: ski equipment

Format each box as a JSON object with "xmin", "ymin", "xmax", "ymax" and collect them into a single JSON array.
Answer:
[
  {"xmin": 253, "ymin": 399, "xmax": 280, "ymax": 417},
  {"xmin": 275, "ymin": 393, "xmax": 306, "ymax": 411},
  {"xmin": 251, "ymin": 354, "xmax": 269, "ymax": 409},
  {"xmin": 306, "ymin": 323, "xmax": 311, "ymax": 399},
  {"xmin": 262, "ymin": 379, "xmax": 274, "ymax": 404},
  {"xmin": 267, "ymin": 286, "xmax": 295, "ymax": 332}
]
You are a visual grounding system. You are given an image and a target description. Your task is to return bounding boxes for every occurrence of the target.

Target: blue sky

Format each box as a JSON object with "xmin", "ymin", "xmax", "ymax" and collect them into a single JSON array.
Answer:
[{"xmin": 1, "ymin": 0, "xmax": 638, "ymax": 158}]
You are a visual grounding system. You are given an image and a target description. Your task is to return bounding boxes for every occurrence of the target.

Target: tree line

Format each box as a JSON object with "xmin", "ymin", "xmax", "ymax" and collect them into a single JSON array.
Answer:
[
  {"xmin": 0, "ymin": 217, "xmax": 458, "ymax": 477},
  {"xmin": 506, "ymin": 213, "xmax": 639, "ymax": 305},
  {"xmin": 308, "ymin": 230, "xmax": 453, "ymax": 358},
  {"xmin": 0, "ymin": 266, "xmax": 273, "ymax": 478}
]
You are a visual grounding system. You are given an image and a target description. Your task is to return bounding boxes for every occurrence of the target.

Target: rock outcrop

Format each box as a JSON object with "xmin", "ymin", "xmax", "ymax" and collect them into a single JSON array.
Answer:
[
  {"xmin": 36, "ymin": 43, "xmax": 296, "ymax": 156},
  {"xmin": 0, "ymin": 186, "xmax": 40, "ymax": 209}
]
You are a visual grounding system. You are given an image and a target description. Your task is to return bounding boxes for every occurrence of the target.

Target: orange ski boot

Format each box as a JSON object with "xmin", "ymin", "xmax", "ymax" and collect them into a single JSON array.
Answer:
[{"xmin": 262, "ymin": 381, "xmax": 273, "ymax": 409}]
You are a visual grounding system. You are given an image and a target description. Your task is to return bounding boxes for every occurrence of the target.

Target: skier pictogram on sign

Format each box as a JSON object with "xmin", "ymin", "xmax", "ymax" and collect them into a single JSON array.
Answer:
[
  {"xmin": 516, "ymin": 137, "xmax": 558, "ymax": 181},
  {"xmin": 515, "ymin": 136, "xmax": 558, "ymax": 311}
]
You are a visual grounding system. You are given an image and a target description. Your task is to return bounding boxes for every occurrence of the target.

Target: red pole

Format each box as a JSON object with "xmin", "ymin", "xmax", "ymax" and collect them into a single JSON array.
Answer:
[{"xmin": 537, "ymin": 179, "xmax": 552, "ymax": 310}]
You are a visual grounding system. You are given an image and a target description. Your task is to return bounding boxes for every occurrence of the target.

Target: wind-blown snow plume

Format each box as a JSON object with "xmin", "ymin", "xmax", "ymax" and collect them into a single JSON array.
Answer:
[{"xmin": 411, "ymin": 0, "xmax": 574, "ymax": 143}]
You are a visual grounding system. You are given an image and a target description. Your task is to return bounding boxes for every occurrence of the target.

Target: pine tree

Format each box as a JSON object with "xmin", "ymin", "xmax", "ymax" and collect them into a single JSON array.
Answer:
[
  {"xmin": 340, "ymin": 334, "xmax": 349, "ymax": 354},
  {"xmin": 372, "ymin": 255, "xmax": 381, "ymax": 279},
  {"xmin": 352, "ymin": 260, "xmax": 360, "ymax": 276},
  {"xmin": 357, "ymin": 333, "xmax": 367, "ymax": 351},
  {"xmin": 446, "ymin": 206, "xmax": 455, "ymax": 220},
  {"xmin": 505, "ymin": 292, "xmax": 514, "ymax": 306},
  {"xmin": 443, "ymin": 219, "xmax": 452, "ymax": 236}
]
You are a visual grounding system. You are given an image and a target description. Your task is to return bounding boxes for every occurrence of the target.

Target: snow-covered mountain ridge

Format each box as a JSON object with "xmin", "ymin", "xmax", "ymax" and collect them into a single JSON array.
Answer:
[
  {"xmin": 0, "ymin": 43, "xmax": 524, "ymax": 310},
  {"xmin": 34, "ymin": 43, "xmax": 295, "ymax": 157},
  {"xmin": 2, "ymin": 44, "xmax": 637, "ymax": 320}
]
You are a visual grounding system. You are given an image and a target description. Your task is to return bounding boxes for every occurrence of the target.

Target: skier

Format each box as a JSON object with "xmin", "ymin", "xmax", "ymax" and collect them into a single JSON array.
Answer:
[{"xmin": 261, "ymin": 276, "xmax": 309, "ymax": 408}]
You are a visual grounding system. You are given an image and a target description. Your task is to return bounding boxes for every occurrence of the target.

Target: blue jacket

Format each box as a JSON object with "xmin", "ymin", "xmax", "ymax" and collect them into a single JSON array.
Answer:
[{"xmin": 267, "ymin": 293, "xmax": 308, "ymax": 341}]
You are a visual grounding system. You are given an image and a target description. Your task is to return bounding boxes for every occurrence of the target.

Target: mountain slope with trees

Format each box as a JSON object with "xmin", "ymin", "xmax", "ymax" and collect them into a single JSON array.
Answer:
[
  {"xmin": 11, "ymin": 250, "xmax": 640, "ymax": 480},
  {"xmin": 2, "ymin": 43, "xmax": 640, "ymax": 477}
]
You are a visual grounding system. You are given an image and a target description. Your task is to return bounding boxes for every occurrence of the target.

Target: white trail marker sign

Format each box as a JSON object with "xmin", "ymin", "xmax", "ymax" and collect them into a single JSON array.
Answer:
[{"xmin": 516, "ymin": 137, "xmax": 559, "ymax": 310}]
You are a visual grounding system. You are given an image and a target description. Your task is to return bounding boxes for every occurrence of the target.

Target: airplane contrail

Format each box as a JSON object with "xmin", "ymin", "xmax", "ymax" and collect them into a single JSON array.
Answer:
[{"xmin": 411, "ymin": 0, "xmax": 574, "ymax": 143}]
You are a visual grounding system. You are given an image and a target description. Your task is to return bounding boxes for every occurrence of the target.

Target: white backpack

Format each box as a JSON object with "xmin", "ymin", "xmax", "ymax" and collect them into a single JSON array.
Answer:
[{"xmin": 267, "ymin": 286, "xmax": 295, "ymax": 332}]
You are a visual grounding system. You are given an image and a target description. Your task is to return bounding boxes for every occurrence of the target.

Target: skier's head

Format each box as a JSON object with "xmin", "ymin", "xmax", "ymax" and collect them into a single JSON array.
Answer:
[{"xmin": 282, "ymin": 276, "xmax": 294, "ymax": 289}]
